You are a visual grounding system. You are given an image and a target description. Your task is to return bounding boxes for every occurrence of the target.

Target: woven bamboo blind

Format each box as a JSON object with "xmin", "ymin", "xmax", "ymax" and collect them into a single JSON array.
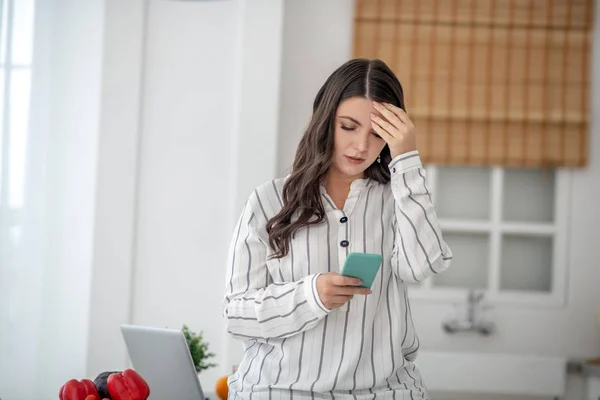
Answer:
[{"xmin": 353, "ymin": 0, "xmax": 595, "ymax": 167}]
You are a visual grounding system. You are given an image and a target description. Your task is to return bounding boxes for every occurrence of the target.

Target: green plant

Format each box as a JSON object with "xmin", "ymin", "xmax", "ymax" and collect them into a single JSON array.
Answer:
[{"xmin": 182, "ymin": 324, "xmax": 217, "ymax": 373}]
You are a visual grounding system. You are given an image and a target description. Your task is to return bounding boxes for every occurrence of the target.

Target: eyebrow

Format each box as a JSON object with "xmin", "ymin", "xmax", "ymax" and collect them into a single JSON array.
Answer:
[{"xmin": 338, "ymin": 116, "xmax": 362, "ymax": 126}]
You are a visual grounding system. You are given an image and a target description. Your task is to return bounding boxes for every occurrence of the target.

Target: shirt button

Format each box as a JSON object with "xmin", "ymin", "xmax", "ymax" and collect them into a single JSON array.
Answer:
[
  {"xmin": 393, "ymin": 167, "xmax": 396, "ymax": 173},
  {"xmin": 340, "ymin": 216, "xmax": 348, "ymax": 223},
  {"xmin": 340, "ymin": 240, "xmax": 349, "ymax": 248}
]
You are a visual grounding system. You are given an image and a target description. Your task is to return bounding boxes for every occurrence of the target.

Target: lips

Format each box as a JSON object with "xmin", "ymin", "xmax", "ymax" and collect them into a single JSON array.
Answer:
[{"xmin": 345, "ymin": 155, "xmax": 365, "ymax": 165}]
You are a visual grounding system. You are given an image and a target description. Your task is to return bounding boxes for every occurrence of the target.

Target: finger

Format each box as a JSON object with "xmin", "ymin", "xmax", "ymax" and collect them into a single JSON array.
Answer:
[
  {"xmin": 350, "ymin": 287, "xmax": 372, "ymax": 295},
  {"xmin": 331, "ymin": 295, "xmax": 354, "ymax": 303},
  {"xmin": 370, "ymin": 113, "xmax": 397, "ymax": 138},
  {"xmin": 331, "ymin": 294, "xmax": 354, "ymax": 304},
  {"xmin": 334, "ymin": 286, "xmax": 372, "ymax": 296},
  {"xmin": 332, "ymin": 275, "xmax": 363, "ymax": 287},
  {"xmin": 373, "ymin": 101, "xmax": 404, "ymax": 129},
  {"xmin": 371, "ymin": 120, "xmax": 393, "ymax": 144},
  {"xmin": 382, "ymin": 102, "xmax": 413, "ymax": 126}
]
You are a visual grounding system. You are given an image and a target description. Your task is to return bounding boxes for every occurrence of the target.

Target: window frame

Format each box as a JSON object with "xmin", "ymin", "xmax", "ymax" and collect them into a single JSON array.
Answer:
[{"xmin": 408, "ymin": 165, "xmax": 572, "ymax": 309}]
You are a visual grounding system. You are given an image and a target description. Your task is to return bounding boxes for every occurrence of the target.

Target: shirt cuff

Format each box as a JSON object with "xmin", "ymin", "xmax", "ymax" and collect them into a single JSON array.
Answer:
[
  {"xmin": 303, "ymin": 273, "xmax": 331, "ymax": 315},
  {"xmin": 388, "ymin": 150, "xmax": 422, "ymax": 175}
]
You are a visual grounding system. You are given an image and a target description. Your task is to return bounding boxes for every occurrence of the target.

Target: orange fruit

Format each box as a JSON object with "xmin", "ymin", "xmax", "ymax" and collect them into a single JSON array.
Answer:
[{"xmin": 215, "ymin": 376, "xmax": 229, "ymax": 400}]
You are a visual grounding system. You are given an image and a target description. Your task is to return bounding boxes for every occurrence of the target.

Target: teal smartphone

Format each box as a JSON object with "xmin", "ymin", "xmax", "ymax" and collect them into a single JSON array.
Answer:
[{"xmin": 340, "ymin": 252, "xmax": 383, "ymax": 289}]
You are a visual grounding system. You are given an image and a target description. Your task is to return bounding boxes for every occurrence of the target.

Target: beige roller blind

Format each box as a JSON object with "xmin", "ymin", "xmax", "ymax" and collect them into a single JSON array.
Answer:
[{"xmin": 353, "ymin": 0, "xmax": 595, "ymax": 167}]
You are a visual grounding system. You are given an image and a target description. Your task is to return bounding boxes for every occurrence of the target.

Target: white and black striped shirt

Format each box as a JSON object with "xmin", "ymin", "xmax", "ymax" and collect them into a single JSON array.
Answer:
[{"xmin": 222, "ymin": 151, "xmax": 452, "ymax": 400}]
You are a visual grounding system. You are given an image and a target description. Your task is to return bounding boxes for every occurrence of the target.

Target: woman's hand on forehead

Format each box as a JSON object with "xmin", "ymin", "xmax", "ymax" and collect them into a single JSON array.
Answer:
[{"xmin": 370, "ymin": 102, "xmax": 417, "ymax": 159}]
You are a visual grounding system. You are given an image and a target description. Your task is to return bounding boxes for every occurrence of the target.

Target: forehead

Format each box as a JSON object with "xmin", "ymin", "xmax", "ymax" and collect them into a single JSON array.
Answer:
[{"xmin": 336, "ymin": 96, "xmax": 382, "ymax": 119}]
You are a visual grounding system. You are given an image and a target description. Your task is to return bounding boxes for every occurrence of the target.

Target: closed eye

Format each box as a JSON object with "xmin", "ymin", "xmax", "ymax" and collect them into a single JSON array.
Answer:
[
  {"xmin": 341, "ymin": 125, "xmax": 355, "ymax": 131},
  {"xmin": 372, "ymin": 131, "xmax": 382, "ymax": 139}
]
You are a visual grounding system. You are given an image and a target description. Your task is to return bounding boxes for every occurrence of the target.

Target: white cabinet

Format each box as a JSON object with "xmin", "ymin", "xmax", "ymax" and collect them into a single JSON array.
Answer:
[{"xmin": 416, "ymin": 351, "xmax": 566, "ymax": 398}]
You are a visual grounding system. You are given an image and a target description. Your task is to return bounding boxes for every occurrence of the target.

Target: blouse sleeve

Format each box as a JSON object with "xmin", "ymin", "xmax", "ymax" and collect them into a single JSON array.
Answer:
[
  {"xmin": 222, "ymin": 191, "xmax": 331, "ymax": 340},
  {"xmin": 388, "ymin": 151, "xmax": 453, "ymax": 282}
]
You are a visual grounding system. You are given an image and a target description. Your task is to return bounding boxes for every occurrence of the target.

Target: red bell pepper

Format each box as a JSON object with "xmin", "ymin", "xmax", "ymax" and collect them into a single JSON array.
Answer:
[
  {"xmin": 59, "ymin": 379, "xmax": 100, "ymax": 400},
  {"xmin": 106, "ymin": 369, "xmax": 150, "ymax": 400}
]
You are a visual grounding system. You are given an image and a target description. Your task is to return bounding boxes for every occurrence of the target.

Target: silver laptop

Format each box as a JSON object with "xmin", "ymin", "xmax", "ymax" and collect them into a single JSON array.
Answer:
[{"xmin": 120, "ymin": 324, "xmax": 206, "ymax": 400}]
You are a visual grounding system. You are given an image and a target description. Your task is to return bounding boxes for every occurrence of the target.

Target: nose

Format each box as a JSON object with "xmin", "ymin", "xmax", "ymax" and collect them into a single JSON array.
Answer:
[{"xmin": 354, "ymin": 132, "xmax": 369, "ymax": 153}]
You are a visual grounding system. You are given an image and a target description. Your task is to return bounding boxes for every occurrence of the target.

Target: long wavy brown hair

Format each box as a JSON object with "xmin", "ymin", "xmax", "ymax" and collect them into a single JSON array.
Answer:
[{"xmin": 266, "ymin": 58, "xmax": 406, "ymax": 259}]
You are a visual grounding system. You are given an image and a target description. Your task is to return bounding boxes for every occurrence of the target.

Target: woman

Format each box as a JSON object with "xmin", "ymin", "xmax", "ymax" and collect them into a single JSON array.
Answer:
[{"xmin": 222, "ymin": 58, "xmax": 452, "ymax": 399}]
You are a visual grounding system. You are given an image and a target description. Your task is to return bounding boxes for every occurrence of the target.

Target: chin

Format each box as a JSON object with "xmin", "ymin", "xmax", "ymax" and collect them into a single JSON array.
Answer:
[
  {"xmin": 332, "ymin": 157, "xmax": 373, "ymax": 178},
  {"xmin": 339, "ymin": 164, "xmax": 368, "ymax": 178}
]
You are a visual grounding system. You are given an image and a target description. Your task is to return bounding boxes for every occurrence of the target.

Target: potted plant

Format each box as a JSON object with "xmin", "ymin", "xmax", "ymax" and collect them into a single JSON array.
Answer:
[{"xmin": 182, "ymin": 324, "xmax": 217, "ymax": 373}]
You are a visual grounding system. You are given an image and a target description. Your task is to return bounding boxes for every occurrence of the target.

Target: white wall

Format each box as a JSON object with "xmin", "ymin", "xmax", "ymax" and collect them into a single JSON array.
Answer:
[
  {"xmin": 31, "ymin": 0, "xmax": 105, "ymax": 397},
  {"xmin": 0, "ymin": 1, "xmax": 284, "ymax": 398},
  {"xmin": 86, "ymin": 0, "xmax": 146, "ymax": 379},
  {"xmin": 231, "ymin": 0, "xmax": 285, "ymax": 215},
  {"xmin": 130, "ymin": 0, "xmax": 238, "ymax": 389},
  {"xmin": 276, "ymin": 0, "xmax": 356, "ymax": 176},
  {"xmin": 86, "ymin": 0, "xmax": 285, "ymax": 392},
  {"xmin": 224, "ymin": 0, "xmax": 286, "ymax": 372}
]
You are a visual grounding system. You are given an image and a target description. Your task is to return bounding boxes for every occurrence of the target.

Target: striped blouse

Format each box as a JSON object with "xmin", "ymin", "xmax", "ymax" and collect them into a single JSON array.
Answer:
[{"xmin": 222, "ymin": 151, "xmax": 453, "ymax": 400}]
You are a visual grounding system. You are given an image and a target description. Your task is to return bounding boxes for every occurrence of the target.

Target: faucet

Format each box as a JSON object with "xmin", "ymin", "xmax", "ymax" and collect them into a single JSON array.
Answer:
[{"xmin": 442, "ymin": 289, "xmax": 495, "ymax": 336}]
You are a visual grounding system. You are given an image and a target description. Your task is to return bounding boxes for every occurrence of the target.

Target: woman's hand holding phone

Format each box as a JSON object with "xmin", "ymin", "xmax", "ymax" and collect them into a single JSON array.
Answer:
[{"xmin": 316, "ymin": 272, "xmax": 372, "ymax": 311}]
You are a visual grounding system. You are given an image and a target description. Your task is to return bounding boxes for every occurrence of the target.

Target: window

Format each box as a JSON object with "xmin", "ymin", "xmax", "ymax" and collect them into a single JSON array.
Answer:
[
  {"xmin": 0, "ymin": 0, "xmax": 35, "ymax": 339},
  {"xmin": 350, "ymin": 0, "xmax": 588, "ymax": 308},
  {"xmin": 408, "ymin": 165, "xmax": 570, "ymax": 307},
  {"xmin": 0, "ymin": 0, "xmax": 33, "ymax": 248}
]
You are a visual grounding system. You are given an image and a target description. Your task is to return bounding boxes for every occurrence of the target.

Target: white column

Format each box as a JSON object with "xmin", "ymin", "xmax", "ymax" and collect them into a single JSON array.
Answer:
[
  {"xmin": 86, "ymin": 0, "xmax": 147, "ymax": 378},
  {"xmin": 225, "ymin": 0, "xmax": 286, "ymax": 371}
]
